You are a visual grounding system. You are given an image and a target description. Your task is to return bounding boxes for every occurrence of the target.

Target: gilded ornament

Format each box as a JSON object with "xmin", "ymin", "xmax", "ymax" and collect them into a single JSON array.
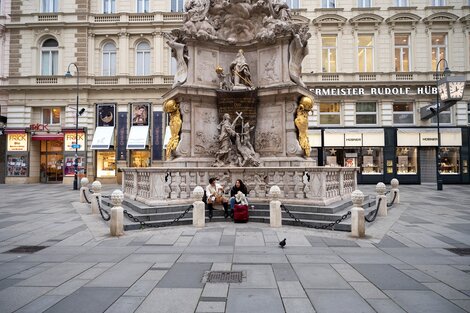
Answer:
[
  {"xmin": 294, "ymin": 96, "xmax": 313, "ymax": 157},
  {"xmin": 163, "ymin": 99, "xmax": 182, "ymax": 160}
]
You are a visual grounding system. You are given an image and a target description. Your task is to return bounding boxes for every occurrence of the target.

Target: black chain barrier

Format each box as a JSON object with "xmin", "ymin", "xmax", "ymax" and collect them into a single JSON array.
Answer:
[
  {"xmin": 387, "ymin": 190, "xmax": 397, "ymax": 207},
  {"xmin": 123, "ymin": 205, "xmax": 193, "ymax": 229},
  {"xmin": 365, "ymin": 197, "xmax": 381, "ymax": 223},
  {"xmin": 96, "ymin": 196, "xmax": 111, "ymax": 221},
  {"xmin": 280, "ymin": 204, "xmax": 351, "ymax": 230},
  {"xmin": 82, "ymin": 189, "xmax": 91, "ymax": 204}
]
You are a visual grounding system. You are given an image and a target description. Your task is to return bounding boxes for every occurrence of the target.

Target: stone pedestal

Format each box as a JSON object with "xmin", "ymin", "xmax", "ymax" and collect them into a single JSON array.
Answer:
[
  {"xmin": 192, "ymin": 186, "xmax": 205, "ymax": 228},
  {"xmin": 79, "ymin": 178, "xmax": 89, "ymax": 203},
  {"xmin": 351, "ymin": 190, "xmax": 365, "ymax": 238},
  {"xmin": 90, "ymin": 181, "xmax": 102, "ymax": 215},
  {"xmin": 376, "ymin": 182, "xmax": 387, "ymax": 217},
  {"xmin": 391, "ymin": 178, "xmax": 400, "ymax": 204},
  {"xmin": 110, "ymin": 190, "xmax": 124, "ymax": 237},
  {"xmin": 269, "ymin": 186, "xmax": 282, "ymax": 228}
]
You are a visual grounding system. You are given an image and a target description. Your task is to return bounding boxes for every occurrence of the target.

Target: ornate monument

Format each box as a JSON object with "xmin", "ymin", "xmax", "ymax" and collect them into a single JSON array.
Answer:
[{"xmin": 122, "ymin": 0, "xmax": 358, "ymax": 206}]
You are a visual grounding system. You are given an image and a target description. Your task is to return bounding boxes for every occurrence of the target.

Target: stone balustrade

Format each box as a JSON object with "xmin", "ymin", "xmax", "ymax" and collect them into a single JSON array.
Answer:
[{"xmin": 121, "ymin": 167, "xmax": 357, "ymax": 206}]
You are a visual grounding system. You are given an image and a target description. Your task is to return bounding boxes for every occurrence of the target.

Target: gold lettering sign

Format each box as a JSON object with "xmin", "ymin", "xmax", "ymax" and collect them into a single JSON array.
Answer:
[
  {"xmin": 7, "ymin": 134, "xmax": 28, "ymax": 152},
  {"xmin": 64, "ymin": 133, "xmax": 86, "ymax": 151}
]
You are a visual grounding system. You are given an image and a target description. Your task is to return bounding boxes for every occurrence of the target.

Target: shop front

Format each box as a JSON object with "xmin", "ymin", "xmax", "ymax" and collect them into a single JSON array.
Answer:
[
  {"xmin": 128, "ymin": 103, "xmax": 151, "ymax": 168},
  {"xmin": 62, "ymin": 130, "xmax": 86, "ymax": 185},
  {"xmin": 5, "ymin": 130, "xmax": 29, "ymax": 183},
  {"xmin": 92, "ymin": 104, "xmax": 117, "ymax": 182}
]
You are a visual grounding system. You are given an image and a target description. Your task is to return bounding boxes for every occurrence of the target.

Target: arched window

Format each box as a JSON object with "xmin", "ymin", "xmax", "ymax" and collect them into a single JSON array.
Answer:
[
  {"xmin": 41, "ymin": 38, "xmax": 58, "ymax": 75},
  {"xmin": 136, "ymin": 42, "xmax": 151, "ymax": 76},
  {"xmin": 102, "ymin": 42, "xmax": 116, "ymax": 76},
  {"xmin": 42, "ymin": 0, "xmax": 58, "ymax": 13}
]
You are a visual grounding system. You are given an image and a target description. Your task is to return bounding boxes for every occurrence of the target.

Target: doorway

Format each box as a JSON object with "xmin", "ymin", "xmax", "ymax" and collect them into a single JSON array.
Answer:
[
  {"xmin": 420, "ymin": 147, "xmax": 436, "ymax": 183},
  {"xmin": 40, "ymin": 140, "xmax": 63, "ymax": 183}
]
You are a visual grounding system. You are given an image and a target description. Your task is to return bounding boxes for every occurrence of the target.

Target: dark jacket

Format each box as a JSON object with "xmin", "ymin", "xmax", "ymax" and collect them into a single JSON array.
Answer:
[{"xmin": 230, "ymin": 184, "xmax": 248, "ymax": 198}]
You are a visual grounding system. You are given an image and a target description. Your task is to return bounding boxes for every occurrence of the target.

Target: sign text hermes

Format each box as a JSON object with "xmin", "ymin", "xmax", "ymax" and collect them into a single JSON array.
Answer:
[{"xmin": 312, "ymin": 86, "xmax": 437, "ymax": 96}]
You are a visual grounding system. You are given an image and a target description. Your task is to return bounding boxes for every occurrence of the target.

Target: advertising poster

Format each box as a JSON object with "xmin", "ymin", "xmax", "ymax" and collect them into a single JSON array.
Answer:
[
  {"xmin": 97, "ymin": 104, "xmax": 115, "ymax": 127},
  {"xmin": 131, "ymin": 103, "xmax": 149, "ymax": 126},
  {"xmin": 153, "ymin": 112, "xmax": 163, "ymax": 161},
  {"xmin": 117, "ymin": 112, "xmax": 128, "ymax": 161}
]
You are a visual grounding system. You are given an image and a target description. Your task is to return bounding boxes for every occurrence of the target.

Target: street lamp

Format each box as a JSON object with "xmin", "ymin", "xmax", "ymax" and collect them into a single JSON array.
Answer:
[
  {"xmin": 434, "ymin": 59, "xmax": 466, "ymax": 191},
  {"xmin": 65, "ymin": 63, "xmax": 80, "ymax": 190}
]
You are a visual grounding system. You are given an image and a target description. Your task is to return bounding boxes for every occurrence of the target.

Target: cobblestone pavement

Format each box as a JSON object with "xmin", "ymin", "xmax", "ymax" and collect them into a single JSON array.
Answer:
[{"xmin": 0, "ymin": 183, "xmax": 469, "ymax": 313}]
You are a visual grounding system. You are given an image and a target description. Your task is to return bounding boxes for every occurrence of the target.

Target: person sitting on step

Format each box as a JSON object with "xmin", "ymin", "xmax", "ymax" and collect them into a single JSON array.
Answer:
[{"xmin": 206, "ymin": 177, "xmax": 229, "ymax": 220}]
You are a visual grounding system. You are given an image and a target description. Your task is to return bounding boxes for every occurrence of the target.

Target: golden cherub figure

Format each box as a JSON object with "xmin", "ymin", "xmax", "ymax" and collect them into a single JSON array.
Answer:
[
  {"xmin": 294, "ymin": 96, "xmax": 313, "ymax": 157},
  {"xmin": 163, "ymin": 99, "xmax": 182, "ymax": 160}
]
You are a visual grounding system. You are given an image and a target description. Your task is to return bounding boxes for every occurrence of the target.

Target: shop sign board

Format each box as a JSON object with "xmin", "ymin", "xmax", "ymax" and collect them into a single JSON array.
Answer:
[
  {"xmin": 127, "ymin": 126, "xmax": 149, "ymax": 149},
  {"xmin": 7, "ymin": 133, "xmax": 28, "ymax": 151},
  {"xmin": 344, "ymin": 133, "xmax": 362, "ymax": 146},
  {"xmin": 64, "ymin": 133, "xmax": 85, "ymax": 151},
  {"xmin": 312, "ymin": 86, "xmax": 438, "ymax": 97},
  {"xmin": 420, "ymin": 132, "xmax": 438, "ymax": 146}
]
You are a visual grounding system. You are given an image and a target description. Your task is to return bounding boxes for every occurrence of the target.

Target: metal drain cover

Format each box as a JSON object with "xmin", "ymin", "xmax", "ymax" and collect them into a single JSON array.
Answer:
[
  {"xmin": 446, "ymin": 248, "xmax": 470, "ymax": 256},
  {"xmin": 4, "ymin": 246, "xmax": 48, "ymax": 254},
  {"xmin": 206, "ymin": 271, "xmax": 243, "ymax": 283}
]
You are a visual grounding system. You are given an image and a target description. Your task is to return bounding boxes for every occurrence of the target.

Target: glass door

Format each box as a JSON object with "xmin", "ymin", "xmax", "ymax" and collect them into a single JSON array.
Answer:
[{"xmin": 40, "ymin": 140, "xmax": 64, "ymax": 183}]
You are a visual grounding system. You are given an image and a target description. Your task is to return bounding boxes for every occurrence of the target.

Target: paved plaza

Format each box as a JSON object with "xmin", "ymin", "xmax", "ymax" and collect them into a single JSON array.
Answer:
[{"xmin": 0, "ymin": 183, "xmax": 469, "ymax": 313}]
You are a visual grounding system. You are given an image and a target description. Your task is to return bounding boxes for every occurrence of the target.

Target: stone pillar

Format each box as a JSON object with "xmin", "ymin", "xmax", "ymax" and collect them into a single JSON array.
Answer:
[
  {"xmin": 391, "ymin": 178, "xmax": 400, "ymax": 204},
  {"xmin": 269, "ymin": 185, "xmax": 282, "ymax": 228},
  {"xmin": 351, "ymin": 190, "xmax": 365, "ymax": 238},
  {"xmin": 192, "ymin": 186, "xmax": 205, "ymax": 228},
  {"xmin": 90, "ymin": 181, "xmax": 102, "ymax": 215},
  {"xmin": 376, "ymin": 182, "xmax": 387, "ymax": 217},
  {"xmin": 80, "ymin": 177, "xmax": 90, "ymax": 203},
  {"xmin": 110, "ymin": 190, "xmax": 124, "ymax": 236}
]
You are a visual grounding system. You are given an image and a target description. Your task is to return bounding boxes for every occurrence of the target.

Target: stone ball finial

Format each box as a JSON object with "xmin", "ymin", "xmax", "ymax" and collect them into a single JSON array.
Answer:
[
  {"xmin": 391, "ymin": 178, "xmax": 399, "ymax": 189},
  {"xmin": 299, "ymin": 96, "xmax": 313, "ymax": 111},
  {"xmin": 193, "ymin": 186, "xmax": 204, "ymax": 200},
  {"xmin": 376, "ymin": 182, "xmax": 386, "ymax": 195},
  {"xmin": 80, "ymin": 177, "xmax": 89, "ymax": 188},
  {"xmin": 351, "ymin": 190, "xmax": 364, "ymax": 207},
  {"xmin": 91, "ymin": 181, "xmax": 102, "ymax": 193},
  {"xmin": 269, "ymin": 185, "xmax": 281, "ymax": 199},
  {"xmin": 111, "ymin": 189, "xmax": 124, "ymax": 206}
]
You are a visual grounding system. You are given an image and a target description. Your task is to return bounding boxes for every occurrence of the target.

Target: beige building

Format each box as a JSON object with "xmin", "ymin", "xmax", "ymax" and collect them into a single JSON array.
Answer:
[{"xmin": 1, "ymin": 0, "xmax": 469, "ymax": 185}]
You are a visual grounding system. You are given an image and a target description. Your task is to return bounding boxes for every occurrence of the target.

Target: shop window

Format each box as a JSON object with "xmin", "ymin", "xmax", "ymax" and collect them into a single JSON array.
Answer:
[
  {"xmin": 97, "ymin": 151, "xmax": 116, "ymax": 177},
  {"xmin": 41, "ymin": 140, "xmax": 63, "ymax": 152},
  {"xmin": 395, "ymin": 0, "xmax": 408, "ymax": 6},
  {"xmin": 171, "ymin": 0, "xmax": 184, "ymax": 12},
  {"xmin": 440, "ymin": 147, "xmax": 459, "ymax": 174},
  {"xmin": 102, "ymin": 42, "xmax": 116, "ymax": 76},
  {"xmin": 358, "ymin": 35, "xmax": 373, "ymax": 72},
  {"xmin": 319, "ymin": 102, "xmax": 341, "ymax": 125},
  {"xmin": 136, "ymin": 42, "xmax": 151, "ymax": 76},
  {"xmin": 131, "ymin": 150, "xmax": 151, "ymax": 167},
  {"xmin": 41, "ymin": 38, "xmax": 58, "ymax": 75},
  {"xmin": 103, "ymin": 0, "xmax": 115, "ymax": 13},
  {"xmin": 432, "ymin": 33, "xmax": 447, "ymax": 71},
  {"xmin": 322, "ymin": 35, "xmax": 337, "ymax": 73},
  {"xmin": 322, "ymin": 0, "xmax": 335, "ymax": 8},
  {"xmin": 136, "ymin": 0, "xmax": 149, "ymax": 13},
  {"xmin": 430, "ymin": 106, "xmax": 452, "ymax": 125},
  {"xmin": 355, "ymin": 102, "xmax": 377, "ymax": 125},
  {"xmin": 41, "ymin": 0, "xmax": 58, "ymax": 13},
  {"xmin": 42, "ymin": 107, "xmax": 61, "ymax": 125},
  {"xmin": 7, "ymin": 155, "xmax": 28, "ymax": 176},
  {"xmin": 358, "ymin": 0, "xmax": 371, "ymax": 8},
  {"xmin": 395, "ymin": 34, "xmax": 410, "ymax": 72},
  {"xmin": 396, "ymin": 147, "xmax": 418, "ymax": 174},
  {"xmin": 393, "ymin": 102, "xmax": 414, "ymax": 125},
  {"xmin": 361, "ymin": 147, "xmax": 383, "ymax": 175}
]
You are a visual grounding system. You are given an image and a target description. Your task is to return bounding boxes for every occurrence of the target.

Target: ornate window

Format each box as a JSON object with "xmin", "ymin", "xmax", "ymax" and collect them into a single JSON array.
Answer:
[
  {"xmin": 42, "ymin": 107, "xmax": 61, "ymax": 125},
  {"xmin": 319, "ymin": 103, "xmax": 341, "ymax": 125},
  {"xmin": 356, "ymin": 102, "xmax": 377, "ymax": 125},
  {"xmin": 41, "ymin": 0, "xmax": 58, "ymax": 13},
  {"xmin": 41, "ymin": 38, "xmax": 59, "ymax": 75},
  {"xmin": 102, "ymin": 42, "xmax": 116, "ymax": 76},
  {"xmin": 393, "ymin": 103, "xmax": 414, "ymax": 125},
  {"xmin": 432, "ymin": 0, "xmax": 445, "ymax": 5},
  {"xmin": 395, "ymin": 34, "xmax": 410, "ymax": 72},
  {"xmin": 171, "ymin": 0, "xmax": 184, "ymax": 12},
  {"xmin": 136, "ymin": 42, "xmax": 151, "ymax": 76},
  {"xmin": 432, "ymin": 33, "xmax": 447, "ymax": 71},
  {"xmin": 358, "ymin": 0, "xmax": 371, "ymax": 8},
  {"xmin": 395, "ymin": 0, "xmax": 408, "ymax": 6},
  {"xmin": 136, "ymin": 0, "xmax": 149, "ymax": 13},
  {"xmin": 103, "ymin": 0, "xmax": 115, "ymax": 13},
  {"xmin": 358, "ymin": 35, "xmax": 374, "ymax": 72},
  {"xmin": 322, "ymin": 35, "xmax": 337, "ymax": 73},
  {"xmin": 322, "ymin": 0, "xmax": 335, "ymax": 8}
]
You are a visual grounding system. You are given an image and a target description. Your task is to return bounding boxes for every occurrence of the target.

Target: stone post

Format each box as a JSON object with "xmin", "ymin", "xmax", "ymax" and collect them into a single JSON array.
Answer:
[
  {"xmin": 351, "ymin": 190, "xmax": 365, "ymax": 238},
  {"xmin": 110, "ymin": 190, "xmax": 124, "ymax": 236},
  {"xmin": 390, "ymin": 178, "xmax": 400, "ymax": 204},
  {"xmin": 90, "ymin": 181, "xmax": 102, "ymax": 215},
  {"xmin": 192, "ymin": 186, "xmax": 205, "ymax": 228},
  {"xmin": 376, "ymin": 182, "xmax": 387, "ymax": 217},
  {"xmin": 269, "ymin": 185, "xmax": 282, "ymax": 228},
  {"xmin": 79, "ymin": 177, "xmax": 90, "ymax": 203}
]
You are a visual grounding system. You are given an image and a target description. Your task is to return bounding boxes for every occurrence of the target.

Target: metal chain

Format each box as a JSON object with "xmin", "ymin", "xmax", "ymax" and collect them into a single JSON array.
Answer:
[
  {"xmin": 365, "ymin": 197, "xmax": 381, "ymax": 223},
  {"xmin": 82, "ymin": 189, "xmax": 91, "ymax": 204},
  {"xmin": 123, "ymin": 205, "xmax": 193, "ymax": 229},
  {"xmin": 96, "ymin": 196, "xmax": 111, "ymax": 221},
  {"xmin": 387, "ymin": 190, "xmax": 397, "ymax": 207},
  {"xmin": 280, "ymin": 204, "xmax": 351, "ymax": 230}
]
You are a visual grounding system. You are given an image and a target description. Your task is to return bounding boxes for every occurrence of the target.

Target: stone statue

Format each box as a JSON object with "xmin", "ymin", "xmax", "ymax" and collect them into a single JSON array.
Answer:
[
  {"xmin": 294, "ymin": 96, "xmax": 313, "ymax": 158},
  {"xmin": 266, "ymin": 0, "xmax": 291, "ymax": 22},
  {"xmin": 230, "ymin": 49, "xmax": 254, "ymax": 90},
  {"xmin": 163, "ymin": 32, "xmax": 189, "ymax": 88},
  {"xmin": 214, "ymin": 113, "xmax": 239, "ymax": 166},
  {"xmin": 288, "ymin": 25, "xmax": 311, "ymax": 88},
  {"xmin": 183, "ymin": 0, "xmax": 217, "ymax": 40},
  {"xmin": 215, "ymin": 66, "xmax": 233, "ymax": 91},
  {"xmin": 163, "ymin": 99, "xmax": 182, "ymax": 160}
]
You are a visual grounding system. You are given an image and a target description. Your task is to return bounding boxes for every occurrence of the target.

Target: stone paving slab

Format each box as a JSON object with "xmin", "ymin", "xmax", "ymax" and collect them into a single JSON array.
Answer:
[
  {"xmin": 17, "ymin": 263, "xmax": 95, "ymax": 287},
  {"xmin": 306, "ymin": 289, "xmax": 376, "ymax": 313},
  {"xmin": 282, "ymin": 297, "xmax": 316, "ymax": 313},
  {"xmin": 226, "ymin": 288, "xmax": 284, "ymax": 313},
  {"xmin": 157, "ymin": 263, "xmax": 212, "ymax": 288},
  {"xmin": 385, "ymin": 290, "xmax": 467, "ymax": 313},
  {"xmin": 135, "ymin": 288, "xmax": 202, "ymax": 313},
  {"xmin": 293, "ymin": 264, "xmax": 350, "ymax": 289},
  {"xmin": 0, "ymin": 286, "xmax": 52, "ymax": 313},
  {"xmin": 86, "ymin": 262, "xmax": 153, "ymax": 288}
]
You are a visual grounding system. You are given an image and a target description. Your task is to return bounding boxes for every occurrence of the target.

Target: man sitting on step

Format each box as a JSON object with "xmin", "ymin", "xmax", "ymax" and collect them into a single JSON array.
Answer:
[{"xmin": 205, "ymin": 177, "xmax": 230, "ymax": 221}]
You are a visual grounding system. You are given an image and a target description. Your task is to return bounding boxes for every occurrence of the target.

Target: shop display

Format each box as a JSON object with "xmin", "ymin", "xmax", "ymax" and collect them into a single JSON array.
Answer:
[
  {"xmin": 7, "ymin": 155, "xmax": 28, "ymax": 176},
  {"xmin": 360, "ymin": 147, "xmax": 383, "ymax": 175},
  {"xmin": 131, "ymin": 150, "xmax": 151, "ymax": 167},
  {"xmin": 396, "ymin": 147, "xmax": 417, "ymax": 174},
  {"xmin": 97, "ymin": 151, "xmax": 116, "ymax": 177},
  {"xmin": 439, "ymin": 147, "xmax": 460, "ymax": 175}
]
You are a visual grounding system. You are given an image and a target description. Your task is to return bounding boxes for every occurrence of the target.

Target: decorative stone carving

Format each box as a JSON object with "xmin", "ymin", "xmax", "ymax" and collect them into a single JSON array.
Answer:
[
  {"xmin": 288, "ymin": 24, "xmax": 311, "ymax": 88},
  {"xmin": 269, "ymin": 185, "xmax": 281, "ymax": 199},
  {"xmin": 294, "ymin": 96, "xmax": 313, "ymax": 157},
  {"xmin": 216, "ymin": 66, "xmax": 233, "ymax": 90},
  {"xmin": 91, "ymin": 180, "xmax": 102, "ymax": 193},
  {"xmin": 193, "ymin": 186, "xmax": 204, "ymax": 200},
  {"xmin": 230, "ymin": 49, "xmax": 254, "ymax": 90},
  {"xmin": 80, "ymin": 177, "xmax": 89, "ymax": 188},
  {"xmin": 351, "ymin": 189, "xmax": 364, "ymax": 206},
  {"xmin": 111, "ymin": 189, "xmax": 124, "ymax": 206},
  {"xmin": 163, "ymin": 32, "xmax": 189, "ymax": 88},
  {"xmin": 375, "ymin": 182, "xmax": 386, "ymax": 196},
  {"xmin": 163, "ymin": 99, "xmax": 182, "ymax": 160},
  {"xmin": 391, "ymin": 178, "xmax": 399, "ymax": 189}
]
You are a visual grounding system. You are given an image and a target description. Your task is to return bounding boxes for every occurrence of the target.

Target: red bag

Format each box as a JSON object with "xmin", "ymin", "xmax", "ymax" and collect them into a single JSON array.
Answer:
[{"xmin": 233, "ymin": 204, "xmax": 249, "ymax": 223}]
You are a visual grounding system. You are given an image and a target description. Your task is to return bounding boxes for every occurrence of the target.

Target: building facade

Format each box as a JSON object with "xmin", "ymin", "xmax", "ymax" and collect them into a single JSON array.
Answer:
[{"xmin": 1, "ymin": 0, "xmax": 469, "ymax": 185}]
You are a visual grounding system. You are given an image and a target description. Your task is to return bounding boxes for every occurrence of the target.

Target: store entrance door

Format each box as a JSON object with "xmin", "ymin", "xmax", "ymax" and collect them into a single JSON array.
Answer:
[
  {"xmin": 420, "ymin": 147, "xmax": 436, "ymax": 183},
  {"xmin": 40, "ymin": 140, "xmax": 64, "ymax": 183}
]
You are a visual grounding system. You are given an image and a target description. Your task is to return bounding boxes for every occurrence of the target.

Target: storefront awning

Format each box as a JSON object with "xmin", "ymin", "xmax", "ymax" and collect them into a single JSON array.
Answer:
[
  {"xmin": 308, "ymin": 130, "xmax": 322, "ymax": 147},
  {"xmin": 91, "ymin": 127, "xmax": 114, "ymax": 150},
  {"xmin": 397, "ymin": 128, "xmax": 462, "ymax": 147},
  {"xmin": 324, "ymin": 129, "xmax": 384, "ymax": 147},
  {"xmin": 127, "ymin": 126, "xmax": 149, "ymax": 149},
  {"xmin": 31, "ymin": 133, "xmax": 64, "ymax": 141}
]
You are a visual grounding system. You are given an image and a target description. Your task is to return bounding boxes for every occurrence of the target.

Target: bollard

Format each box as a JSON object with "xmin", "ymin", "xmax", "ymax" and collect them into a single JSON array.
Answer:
[
  {"xmin": 351, "ymin": 190, "xmax": 365, "ymax": 238},
  {"xmin": 90, "ymin": 181, "xmax": 102, "ymax": 215},
  {"xmin": 192, "ymin": 186, "xmax": 205, "ymax": 228},
  {"xmin": 269, "ymin": 185, "xmax": 282, "ymax": 228},
  {"xmin": 79, "ymin": 177, "xmax": 90, "ymax": 203},
  {"xmin": 110, "ymin": 190, "xmax": 124, "ymax": 236},
  {"xmin": 390, "ymin": 178, "xmax": 400, "ymax": 204},
  {"xmin": 376, "ymin": 182, "xmax": 387, "ymax": 217}
]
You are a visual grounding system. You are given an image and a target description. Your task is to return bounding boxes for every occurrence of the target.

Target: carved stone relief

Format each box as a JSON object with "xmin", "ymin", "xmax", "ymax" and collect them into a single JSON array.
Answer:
[
  {"xmin": 255, "ymin": 105, "xmax": 283, "ymax": 153},
  {"xmin": 196, "ymin": 48, "xmax": 219, "ymax": 85},
  {"xmin": 258, "ymin": 46, "xmax": 281, "ymax": 86},
  {"xmin": 193, "ymin": 107, "xmax": 219, "ymax": 156}
]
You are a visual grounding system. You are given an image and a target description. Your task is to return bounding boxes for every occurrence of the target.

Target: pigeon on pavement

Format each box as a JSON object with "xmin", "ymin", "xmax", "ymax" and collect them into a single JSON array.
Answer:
[{"xmin": 279, "ymin": 238, "xmax": 286, "ymax": 248}]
